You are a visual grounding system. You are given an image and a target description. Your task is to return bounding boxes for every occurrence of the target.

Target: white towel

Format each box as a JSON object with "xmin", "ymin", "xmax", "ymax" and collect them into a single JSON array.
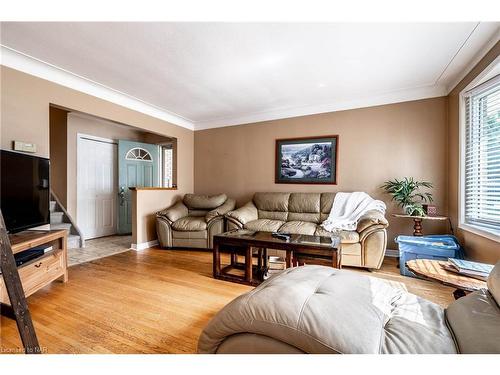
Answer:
[{"xmin": 321, "ymin": 192, "xmax": 386, "ymax": 232}]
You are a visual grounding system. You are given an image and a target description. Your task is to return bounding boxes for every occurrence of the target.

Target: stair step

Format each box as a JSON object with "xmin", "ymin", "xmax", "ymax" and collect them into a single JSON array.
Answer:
[
  {"xmin": 49, "ymin": 200, "xmax": 57, "ymax": 213},
  {"xmin": 67, "ymin": 234, "xmax": 81, "ymax": 249},
  {"xmin": 50, "ymin": 212, "xmax": 64, "ymax": 224},
  {"xmin": 50, "ymin": 223, "xmax": 72, "ymax": 232}
]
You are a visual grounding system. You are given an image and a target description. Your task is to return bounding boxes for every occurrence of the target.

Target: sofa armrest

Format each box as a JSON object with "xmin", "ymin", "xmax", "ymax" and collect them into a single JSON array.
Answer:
[
  {"xmin": 156, "ymin": 201, "xmax": 188, "ymax": 223},
  {"xmin": 206, "ymin": 198, "xmax": 236, "ymax": 223},
  {"xmin": 225, "ymin": 201, "xmax": 258, "ymax": 226},
  {"xmin": 156, "ymin": 216, "xmax": 173, "ymax": 248},
  {"xmin": 356, "ymin": 210, "xmax": 389, "ymax": 233}
]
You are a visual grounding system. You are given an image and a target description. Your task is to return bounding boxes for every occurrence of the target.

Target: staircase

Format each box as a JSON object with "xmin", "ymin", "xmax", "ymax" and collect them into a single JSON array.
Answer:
[{"xmin": 49, "ymin": 199, "xmax": 85, "ymax": 249}]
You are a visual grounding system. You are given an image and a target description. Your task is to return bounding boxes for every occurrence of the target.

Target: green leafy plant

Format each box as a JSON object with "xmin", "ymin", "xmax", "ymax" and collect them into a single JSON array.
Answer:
[{"xmin": 381, "ymin": 177, "xmax": 433, "ymax": 216}]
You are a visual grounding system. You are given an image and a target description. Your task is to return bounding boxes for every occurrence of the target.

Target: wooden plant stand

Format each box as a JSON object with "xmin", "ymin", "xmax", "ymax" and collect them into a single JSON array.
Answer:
[{"xmin": 392, "ymin": 214, "xmax": 448, "ymax": 236}]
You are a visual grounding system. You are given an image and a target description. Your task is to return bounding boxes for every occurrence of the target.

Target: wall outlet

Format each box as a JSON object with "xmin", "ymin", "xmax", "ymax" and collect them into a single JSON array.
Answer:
[{"xmin": 13, "ymin": 140, "xmax": 37, "ymax": 153}]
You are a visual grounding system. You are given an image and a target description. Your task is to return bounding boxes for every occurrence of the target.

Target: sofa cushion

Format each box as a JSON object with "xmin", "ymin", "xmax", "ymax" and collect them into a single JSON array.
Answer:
[
  {"xmin": 244, "ymin": 219, "xmax": 285, "ymax": 232},
  {"xmin": 172, "ymin": 230, "xmax": 208, "ymax": 239},
  {"xmin": 487, "ymin": 262, "xmax": 500, "ymax": 304},
  {"xmin": 157, "ymin": 201, "xmax": 188, "ymax": 222},
  {"xmin": 288, "ymin": 193, "xmax": 321, "ymax": 213},
  {"xmin": 314, "ymin": 227, "xmax": 360, "ymax": 243},
  {"xmin": 279, "ymin": 221, "xmax": 317, "ymax": 235},
  {"xmin": 288, "ymin": 212, "xmax": 321, "ymax": 223},
  {"xmin": 198, "ymin": 266, "xmax": 456, "ymax": 354},
  {"xmin": 183, "ymin": 193, "xmax": 227, "ymax": 210},
  {"xmin": 320, "ymin": 193, "xmax": 335, "ymax": 221},
  {"xmin": 320, "ymin": 193, "xmax": 335, "ymax": 214},
  {"xmin": 258, "ymin": 210, "xmax": 288, "ymax": 221},
  {"xmin": 172, "ymin": 216, "xmax": 207, "ymax": 231},
  {"xmin": 445, "ymin": 289, "xmax": 500, "ymax": 353},
  {"xmin": 253, "ymin": 192, "xmax": 290, "ymax": 212},
  {"xmin": 188, "ymin": 209, "xmax": 209, "ymax": 217}
]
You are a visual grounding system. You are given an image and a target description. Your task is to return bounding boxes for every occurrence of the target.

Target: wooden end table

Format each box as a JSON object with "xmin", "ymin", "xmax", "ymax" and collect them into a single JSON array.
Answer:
[
  {"xmin": 406, "ymin": 259, "xmax": 487, "ymax": 299},
  {"xmin": 213, "ymin": 230, "xmax": 341, "ymax": 286},
  {"xmin": 392, "ymin": 214, "xmax": 448, "ymax": 236}
]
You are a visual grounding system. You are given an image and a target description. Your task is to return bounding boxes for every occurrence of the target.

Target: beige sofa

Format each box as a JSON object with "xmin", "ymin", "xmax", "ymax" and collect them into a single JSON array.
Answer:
[
  {"xmin": 156, "ymin": 194, "xmax": 235, "ymax": 249},
  {"xmin": 198, "ymin": 262, "xmax": 500, "ymax": 354},
  {"xmin": 225, "ymin": 192, "xmax": 388, "ymax": 269}
]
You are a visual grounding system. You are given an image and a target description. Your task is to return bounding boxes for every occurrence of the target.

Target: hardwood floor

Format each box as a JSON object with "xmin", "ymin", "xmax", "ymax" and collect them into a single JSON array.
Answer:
[{"xmin": 0, "ymin": 248, "xmax": 455, "ymax": 354}]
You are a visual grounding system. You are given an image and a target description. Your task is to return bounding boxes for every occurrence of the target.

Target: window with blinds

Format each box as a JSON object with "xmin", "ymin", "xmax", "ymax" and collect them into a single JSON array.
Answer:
[{"xmin": 463, "ymin": 76, "xmax": 500, "ymax": 235}]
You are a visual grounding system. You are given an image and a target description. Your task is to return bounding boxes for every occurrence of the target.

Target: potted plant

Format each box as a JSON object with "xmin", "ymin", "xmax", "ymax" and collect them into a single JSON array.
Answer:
[{"xmin": 381, "ymin": 177, "xmax": 433, "ymax": 216}]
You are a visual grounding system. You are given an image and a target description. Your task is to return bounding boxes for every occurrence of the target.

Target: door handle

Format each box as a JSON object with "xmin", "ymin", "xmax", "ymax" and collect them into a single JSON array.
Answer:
[{"xmin": 118, "ymin": 186, "xmax": 126, "ymax": 206}]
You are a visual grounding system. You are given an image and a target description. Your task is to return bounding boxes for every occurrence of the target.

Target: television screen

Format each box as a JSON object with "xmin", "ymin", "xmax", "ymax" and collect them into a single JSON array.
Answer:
[{"xmin": 0, "ymin": 150, "xmax": 50, "ymax": 233}]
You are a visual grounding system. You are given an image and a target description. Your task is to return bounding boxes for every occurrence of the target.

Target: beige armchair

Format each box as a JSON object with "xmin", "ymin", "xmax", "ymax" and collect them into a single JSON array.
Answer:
[{"xmin": 156, "ymin": 194, "xmax": 235, "ymax": 249}]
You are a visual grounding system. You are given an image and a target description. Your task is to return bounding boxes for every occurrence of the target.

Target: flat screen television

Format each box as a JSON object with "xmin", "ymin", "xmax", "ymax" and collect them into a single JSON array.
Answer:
[{"xmin": 0, "ymin": 150, "xmax": 50, "ymax": 233}]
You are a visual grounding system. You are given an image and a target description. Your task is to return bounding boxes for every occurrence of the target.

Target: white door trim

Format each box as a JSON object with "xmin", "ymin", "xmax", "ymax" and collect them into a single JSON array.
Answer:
[
  {"xmin": 77, "ymin": 133, "xmax": 118, "ymax": 239},
  {"xmin": 77, "ymin": 133, "xmax": 117, "ymax": 146}
]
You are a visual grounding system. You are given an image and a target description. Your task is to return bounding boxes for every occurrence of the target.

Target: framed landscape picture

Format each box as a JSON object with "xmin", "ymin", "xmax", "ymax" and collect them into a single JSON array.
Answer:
[{"xmin": 275, "ymin": 135, "xmax": 338, "ymax": 184}]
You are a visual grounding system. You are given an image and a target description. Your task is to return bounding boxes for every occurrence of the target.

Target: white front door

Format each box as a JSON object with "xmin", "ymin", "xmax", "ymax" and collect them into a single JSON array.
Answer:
[{"xmin": 77, "ymin": 135, "xmax": 118, "ymax": 239}]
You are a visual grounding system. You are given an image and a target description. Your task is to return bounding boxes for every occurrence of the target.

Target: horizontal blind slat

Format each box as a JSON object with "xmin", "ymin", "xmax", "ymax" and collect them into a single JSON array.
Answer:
[{"xmin": 464, "ymin": 82, "xmax": 500, "ymax": 231}]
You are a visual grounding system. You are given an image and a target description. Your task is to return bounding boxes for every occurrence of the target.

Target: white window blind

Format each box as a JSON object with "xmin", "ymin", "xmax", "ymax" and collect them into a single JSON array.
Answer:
[{"xmin": 464, "ymin": 75, "xmax": 500, "ymax": 234}]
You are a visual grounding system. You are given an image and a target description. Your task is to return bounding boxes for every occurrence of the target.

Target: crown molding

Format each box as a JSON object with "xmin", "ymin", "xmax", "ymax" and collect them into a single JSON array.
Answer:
[
  {"xmin": 444, "ymin": 25, "xmax": 500, "ymax": 94},
  {"xmin": 0, "ymin": 46, "xmax": 196, "ymax": 131},
  {"xmin": 193, "ymin": 84, "xmax": 447, "ymax": 130},
  {"xmin": 0, "ymin": 45, "xmax": 453, "ymax": 132}
]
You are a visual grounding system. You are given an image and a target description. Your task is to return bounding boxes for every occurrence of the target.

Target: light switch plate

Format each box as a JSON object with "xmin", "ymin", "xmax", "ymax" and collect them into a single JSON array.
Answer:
[{"xmin": 13, "ymin": 141, "xmax": 37, "ymax": 153}]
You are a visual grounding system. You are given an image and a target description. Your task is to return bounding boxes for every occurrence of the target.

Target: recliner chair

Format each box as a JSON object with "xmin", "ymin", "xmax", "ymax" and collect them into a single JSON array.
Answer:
[{"xmin": 156, "ymin": 193, "xmax": 235, "ymax": 249}]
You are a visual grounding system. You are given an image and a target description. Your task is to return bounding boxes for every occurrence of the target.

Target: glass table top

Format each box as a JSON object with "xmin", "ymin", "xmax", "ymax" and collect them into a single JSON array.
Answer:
[{"xmin": 216, "ymin": 229, "xmax": 341, "ymax": 248}]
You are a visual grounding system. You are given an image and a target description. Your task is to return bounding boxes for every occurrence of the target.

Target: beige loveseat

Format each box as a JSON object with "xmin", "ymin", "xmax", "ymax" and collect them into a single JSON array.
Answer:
[
  {"xmin": 156, "ymin": 194, "xmax": 235, "ymax": 249},
  {"xmin": 198, "ymin": 262, "xmax": 500, "ymax": 354},
  {"xmin": 225, "ymin": 192, "xmax": 388, "ymax": 269}
]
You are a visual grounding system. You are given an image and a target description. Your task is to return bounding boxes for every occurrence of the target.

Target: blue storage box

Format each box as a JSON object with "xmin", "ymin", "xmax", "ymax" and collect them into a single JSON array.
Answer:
[{"xmin": 395, "ymin": 235, "xmax": 464, "ymax": 277}]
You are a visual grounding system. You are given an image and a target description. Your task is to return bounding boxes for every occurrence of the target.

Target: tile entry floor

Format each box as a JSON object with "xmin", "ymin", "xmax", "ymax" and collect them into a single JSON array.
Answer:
[{"xmin": 68, "ymin": 235, "xmax": 132, "ymax": 266}]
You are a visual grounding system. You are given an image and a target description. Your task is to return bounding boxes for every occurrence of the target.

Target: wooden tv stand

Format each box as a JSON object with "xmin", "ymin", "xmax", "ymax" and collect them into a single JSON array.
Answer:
[{"xmin": 0, "ymin": 230, "xmax": 68, "ymax": 305}]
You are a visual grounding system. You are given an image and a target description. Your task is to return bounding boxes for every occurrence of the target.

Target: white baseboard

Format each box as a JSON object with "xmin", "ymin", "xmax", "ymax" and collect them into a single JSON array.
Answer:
[
  {"xmin": 385, "ymin": 249, "xmax": 399, "ymax": 258},
  {"xmin": 130, "ymin": 240, "xmax": 159, "ymax": 251}
]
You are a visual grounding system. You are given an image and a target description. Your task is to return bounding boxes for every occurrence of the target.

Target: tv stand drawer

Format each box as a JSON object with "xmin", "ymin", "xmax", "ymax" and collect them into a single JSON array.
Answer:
[{"xmin": 0, "ymin": 250, "xmax": 65, "ymax": 305}]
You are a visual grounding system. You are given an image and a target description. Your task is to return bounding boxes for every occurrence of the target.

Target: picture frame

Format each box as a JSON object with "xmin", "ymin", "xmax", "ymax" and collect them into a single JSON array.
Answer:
[{"xmin": 275, "ymin": 135, "xmax": 338, "ymax": 184}]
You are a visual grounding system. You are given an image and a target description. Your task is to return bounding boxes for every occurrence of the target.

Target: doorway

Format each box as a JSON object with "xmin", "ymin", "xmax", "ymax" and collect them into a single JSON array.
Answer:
[{"xmin": 77, "ymin": 134, "xmax": 118, "ymax": 239}]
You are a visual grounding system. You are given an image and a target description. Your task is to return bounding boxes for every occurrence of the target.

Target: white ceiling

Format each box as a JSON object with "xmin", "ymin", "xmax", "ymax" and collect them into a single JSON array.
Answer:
[{"xmin": 1, "ymin": 22, "xmax": 499, "ymax": 130}]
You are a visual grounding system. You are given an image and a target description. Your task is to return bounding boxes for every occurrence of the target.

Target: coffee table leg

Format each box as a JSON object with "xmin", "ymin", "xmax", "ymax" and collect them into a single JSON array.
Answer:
[
  {"xmin": 286, "ymin": 250, "xmax": 292, "ymax": 268},
  {"xmin": 333, "ymin": 249, "xmax": 341, "ymax": 269},
  {"xmin": 213, "ymin": 242, "xmax": 221, "ymax": 279},
  {"xmin": 245, "ymin": 245, "xmax": 252, "ymax": 283}
]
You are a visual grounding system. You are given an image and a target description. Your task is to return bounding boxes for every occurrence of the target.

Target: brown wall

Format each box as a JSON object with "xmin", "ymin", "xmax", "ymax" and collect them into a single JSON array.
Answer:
[
  {"xmin": 49, "ymin": 106, "xmax": 69, "ymax": 206},
  {"xmin": 1, "ymin": 66, "xmax": 194, "ymax": 245},
  {"xmin": 447, "ymin": 41, "xmax": 500, "ymax": 264},
  {"xmin": 195, "ymin": 97, "xmax": 449, "ymax": 248}
]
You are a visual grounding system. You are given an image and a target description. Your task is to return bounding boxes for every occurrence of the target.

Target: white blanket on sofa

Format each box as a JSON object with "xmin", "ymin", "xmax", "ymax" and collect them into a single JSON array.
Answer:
[{"xmin": 321, "ymin": 192, "xmax": 386, "ymax": 232}]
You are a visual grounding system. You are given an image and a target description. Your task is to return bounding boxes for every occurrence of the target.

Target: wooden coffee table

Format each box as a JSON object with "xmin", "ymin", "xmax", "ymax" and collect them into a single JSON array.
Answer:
[
  {"xmin": 406, "ymin": 259, "xmax": 487, "ymax": 299},
  {"xmin": 213, "ymin": 230, "xmax": 341, "ymax": 286}
]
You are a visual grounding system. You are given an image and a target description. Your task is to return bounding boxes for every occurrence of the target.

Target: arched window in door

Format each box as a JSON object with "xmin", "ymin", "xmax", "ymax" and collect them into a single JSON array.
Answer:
[{"xmin": 125, "ymin": 147, "xmax": 153, "ymax": 161}]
